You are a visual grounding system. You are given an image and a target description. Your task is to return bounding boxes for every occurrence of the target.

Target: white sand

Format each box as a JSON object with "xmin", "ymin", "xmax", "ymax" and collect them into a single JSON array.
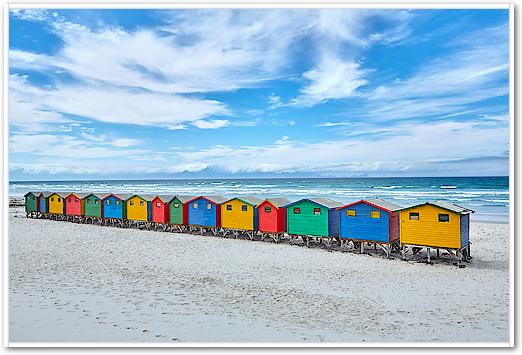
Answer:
[{"xmin": 8, "ymin": 206, "xmax": 510, "ymax": 343}]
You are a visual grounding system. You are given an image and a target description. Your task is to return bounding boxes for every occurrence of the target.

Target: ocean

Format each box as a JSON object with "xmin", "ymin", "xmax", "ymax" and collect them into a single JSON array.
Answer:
[{"xmin": 9, "ymin": 176, "xmax": 509, "ymax": 223}]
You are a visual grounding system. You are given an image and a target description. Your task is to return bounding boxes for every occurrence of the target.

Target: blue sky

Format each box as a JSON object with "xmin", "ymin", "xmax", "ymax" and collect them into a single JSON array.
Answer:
[{"xmin": 9, "ymin": 8, "xmax": 510, "ymax": 180}]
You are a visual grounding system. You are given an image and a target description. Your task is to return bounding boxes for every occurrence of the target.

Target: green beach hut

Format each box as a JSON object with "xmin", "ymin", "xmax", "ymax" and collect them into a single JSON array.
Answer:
[
  {"xmin": 284, "ymin": 198, "xmax": 342, "ymax": 237},
  {"xmin": 83, "ymin": 193, "xmax": 103, "ymax": 218},
  {"xmin": 168, "ymin": 195, "xmax": 196, "ymax": 225},
  {"xmin": 24, "ymin": 191, "xmax": 40, "ymax": 215}
]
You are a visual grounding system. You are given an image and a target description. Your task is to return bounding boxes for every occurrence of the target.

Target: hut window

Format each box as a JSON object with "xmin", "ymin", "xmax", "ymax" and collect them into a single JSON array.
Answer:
[
  {"xmin": 140, "ymin": 201, "xmax": 144, "ymax": 206},
  {"xmin": 371, "ymin": 211, "xmax": 381, "ymax": 219},
  {"xmin": 242, "ymin": 205, "xmax": 248, "ymax": 212},
  {"xmin": 156, "ymin": 202, "xmax": 161, "ymax": 207},
  {"xmin": 130, "ymin": 201, "xmax": 134, "ymax": 206},
  {"xmin": 75, "ymin": 198, "xmax": 79, "ymax": 202},
  {"xmin": 193, "ymin": 203, "xmax": 198, "ymax": 209},
  {"xmin": 32, "ymin": 196, "xmax": 35, "ymax": 200},
  {"xmin": 116, "ymin": 201, "xmax": 120, "ymax": 205},
  {"xmin": 226, "ymin": 205, "xmax": 232, "ymax": 211},
  {"xmin": 51, "ymin": 198, "xmax": 54, "ymax": 202},
  {"xmin": 206, "ymin": 203, "xmax": 212, "ymax": 210},
  {"xmin": 58, "ymin": 198, "xmax": 61, "ymax": 202},
  {"xmin": 95, "ymin": 200, "xmax": 99, "ymax": 204},
  {"xmin": 68, "ymin": 198, "xmax": 71, "ymax": 202},
  {"xmin": 264, "ymin": 206, "xmax": 272, "ymax": 213},
  {"xmin": 313, "ymin": 208, "xmax": 321, "ymax": 215},
  {"xmin": 293, "ymin": 207, "xmax": 301, "ymax": 214},
  {"xmin": 87, "ymin": 198, "xmax": 90, "ymax": 203},
  {"xmin": 438, "ymin": 214, "xmax": 450, "ymax": 222},
  {"xmin": 174, "ymin": 203, "xmax": 179, "ymax": 208},
  {"xmin": 409, "ymin": 212, "xmax": 419, "ymax": 220},
  {"xmin": 347, "ymin": 210, "xmax": 356, "ymax": 217},
  {"xmin": 106, "ymin": 200, "xmax": 111, "ymax": 205}
]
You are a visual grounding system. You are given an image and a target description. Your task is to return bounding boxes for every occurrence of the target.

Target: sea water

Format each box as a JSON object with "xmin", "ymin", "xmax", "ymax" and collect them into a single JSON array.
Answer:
[{"xmin": 9, "ymin": 176, "xmax": 509, "ymax": 223}]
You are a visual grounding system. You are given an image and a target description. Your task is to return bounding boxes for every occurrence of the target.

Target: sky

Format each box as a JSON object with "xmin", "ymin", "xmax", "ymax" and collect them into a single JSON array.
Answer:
[{"xmin": 8, "ymin": 8, "xmax": 510, "ymax": 180}]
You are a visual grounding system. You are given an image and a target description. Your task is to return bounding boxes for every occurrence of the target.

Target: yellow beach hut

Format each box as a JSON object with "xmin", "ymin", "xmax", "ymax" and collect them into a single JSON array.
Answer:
[
  {"xmin": 47, "ymin": 192, "xmax": 66, "ymax": 215},
  {"xmin": 398, "ymin": 201, "xmax": 473, "ymax": 264},
  {"xmin": 221, "ymin": 196, "xmax": 263, "ymax": 231},
  {"xmin": 125, "ymin": 194, "xmax": 152, "ymax": 222}
]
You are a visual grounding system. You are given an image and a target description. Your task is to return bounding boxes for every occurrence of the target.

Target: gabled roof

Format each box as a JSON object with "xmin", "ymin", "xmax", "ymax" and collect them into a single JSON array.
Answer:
[
  {"xmin": 24, "ymin": 191, "xmax": 43, "ymax": 197},
  {"xmin": 64, "ymin": 192, "xmax": 83, "ymax": 199},
  {"xmin": 114, "ymin": 193, "xmax": 134, "ymax": 201},
  {"xmin": 42, "ymin": 191, "xmax": 55, "ymax": 198},
  {"xmin": 397, "ymin": 201, "xmax": 474, "ymax": 214},
  {"xmin": 169, "ymin": 195, "xmax": 197, "ymax": 204},
  {"xmin": 337, "ymin": 198, "xmax": 402, "ymax": 212},
  {"xmin": 256, "ymin": 197, "xmax": 291, "ymax": 208},
  {"xmin": 51, "ymin": 192, "xmax": 70, "ymax": 198},
  {"xmin": 223, "ymin": 196, "xmax": 264, "ymax": 207},
  {"xmin": 100, "ymin": 193, "xmax": 124, "ymax": 201},
  {"xmin": 132, "ymin": 194, "xmax": 156, "ymax": 202},
  {"xmin": 82, "ymin": 192, "xmax": 103, "ymax": 199},
  {"xmin": 186, "ymin": 195, "xmax": 228, "ymax": 205},
  {"xmin": 152, "ymin": 194, "xmax": 175, "ymax": 203},
  {"xmin": 284, "ymin": 197, "xmax": 342, "ymax": 209},
  {"xmin": 77, "ymin": 192, "xmax": 93, "ymax": 199}
]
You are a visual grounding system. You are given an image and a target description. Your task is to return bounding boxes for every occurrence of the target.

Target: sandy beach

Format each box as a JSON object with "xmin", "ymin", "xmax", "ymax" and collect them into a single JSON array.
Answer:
[{"xmin": 8, "ymin": 205, "xmax": 510, "ymax": 344}]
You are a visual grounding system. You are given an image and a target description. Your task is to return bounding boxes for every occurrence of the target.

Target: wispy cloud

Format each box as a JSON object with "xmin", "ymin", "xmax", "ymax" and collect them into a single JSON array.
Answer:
[{"xmin": 192, "ymin": 119, "xmax": 230, "ymax": 129}]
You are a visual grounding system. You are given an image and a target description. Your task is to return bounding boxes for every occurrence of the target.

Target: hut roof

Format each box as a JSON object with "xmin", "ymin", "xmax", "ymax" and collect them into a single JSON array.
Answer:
[
  {"xmin": 152, "ymin": 194, "xmax": 175, "ymax": 203},
  {"xmin": 24, "ymin": 191, "xmax": 42, "ymax": 197},
  {"xmin": 114, "ymin": 193, "xmax": 134, "ymax": 201},
  {"xmin": 397, "ymin": 201, "xmax": 474, "ymax": 214},
  {"xmin": 284, "ymin": 197, "xmax": 342, "ymax": 209},
  {"xmin": 77, "ymin": 192, "xmax": 93, "ymax": 199},
  {"xmin": 169, "ymin": 195, "xmax": 197, "ymax": 203},
  {"xmin": 42, "ymin": 191, "xmax": 55, "ymax": 197},
  {"xmin": 256, "ymin": 197, "xmax": 291, "ymax": 208},
  {"xmin": 337, "ymin": 198, "xmax": 402, "ymax": 212},
  {"xmin": 53, "ymin": 192, "xmax": 72, "ymax": 198},
  {"xmin": 223, "ymin": 196, "xmax": 264, "ymax": 207},
  {"xmin": 137, "ymin": 194, "xmax": 157, "ymax": 201},
  {"xmin": 186, "ymin": 195, "xmax": 228, "ymax": 205}
]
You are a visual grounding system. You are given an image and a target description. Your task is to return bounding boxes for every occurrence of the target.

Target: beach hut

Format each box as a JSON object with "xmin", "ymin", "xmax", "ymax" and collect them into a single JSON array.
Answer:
[
  {"xmin": 101, "ymin": 193, "xmax": 129, "ymax": 226},
  {"xmin": 397, "ymin": 201, "xmax": 474, "ymax": 264},
  {"xmin": 150, "ymin": 195, "xmax": 173, "ymax": 225},
  {"xmin": 39, "ymin": 192, "xmax": 51, "ymax": 214},
  {"xmin": 125, "ymin": 194, "xmax": 152, "ymax": 223},
  {"xmin": 336, "ymin": 198, "xmax": 402, "ymax": 257},
  {"xmin": 220, "ymin": 196, "xmax": 263, "ymax": 238},
  {"xmin": 168, "ymin": 195, "xmax": 196, "ymax": 228},
  {"xmin": 64, "ymin": 193, "xmax": 85, "ymax": 221},
  {"xmin": 47, "ymin": 192, "xmax": 66, "ymax": 218},
  {"xmin": 255, "ymin": 197, "xmax": 290, "ymax": 239},
  {"xmin": 83, "ymin": 193, "xmax": 103, "ymax": 221},
  {"xmin": 284, "ymin": 198, "xmax": 342, "ymax": 246},
  {"xmin": 186, "ymin": 195, "xmax": 227, "ymax": 232},
  {"xmin": 24, "ymin": 192, "xmax": 40, "ymax": 216}
]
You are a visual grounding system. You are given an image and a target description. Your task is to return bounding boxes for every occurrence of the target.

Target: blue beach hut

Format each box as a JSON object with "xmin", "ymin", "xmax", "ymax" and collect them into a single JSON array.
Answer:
[
  {"xmin": 102, "ymin": 193, "xmax": 131, "ymax": 219},
  {"xmin": 186, "ymin": 195, "xmax": 227, "ymax": 228},
  {"xmin": 336, "ymin": 198, "xmax": 402, "ymax": 256}
]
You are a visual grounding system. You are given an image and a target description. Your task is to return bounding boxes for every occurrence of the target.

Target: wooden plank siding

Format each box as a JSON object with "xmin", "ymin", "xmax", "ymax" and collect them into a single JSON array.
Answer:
[
  {"xmin": 48, "ymin": 193, "xmax": 65, "ymax": 214},
  {"xmin": 286, "ymin": 200, "xmax": 330, "ymax": 237},
  {"xmin": 221, "ymin": 198, "xmax": 259, "ymax": 231},
  {"xmin": 24, "ymin": 192, "xmax": 38, "ymax": 213},
  {"xmin": 399, "ymin": 204, "xmax": 461, "ymax": 249},
  {"xmin": 102, "ymin": 194, "xmax": 125, "ymax": 219},
  {"xmin": 83, "ymin": 194, "xmax": 102, "ymax": 217},
  {"xmin": 126, "ymin": 195, "xmax": 149, "ymax": 222}
]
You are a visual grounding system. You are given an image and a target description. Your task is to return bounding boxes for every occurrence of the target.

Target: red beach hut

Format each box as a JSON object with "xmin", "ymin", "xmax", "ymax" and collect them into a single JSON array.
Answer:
[
  {"xmin": 256, "ymin": 197, "xmax": 290, "ymax": 233},
  {"xmin": 65, "ymin": 192, "xmax": 84, "ymax": 216},
  {"xmin": 150, "ymin": 195, "xmax": 172, "ymax": 224}
]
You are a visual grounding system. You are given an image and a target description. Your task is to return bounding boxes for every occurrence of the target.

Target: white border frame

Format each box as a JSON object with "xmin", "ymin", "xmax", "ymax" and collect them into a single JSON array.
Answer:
[{"xmin": 3, "ymin": 2, "xmax": 515, "ymax": 348}]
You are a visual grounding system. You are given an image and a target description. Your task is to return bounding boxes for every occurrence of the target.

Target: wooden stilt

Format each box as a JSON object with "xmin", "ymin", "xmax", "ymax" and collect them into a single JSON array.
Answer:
[{"xmin": 427, "ymin": 247, "xmax": 431, "ymax": 264}]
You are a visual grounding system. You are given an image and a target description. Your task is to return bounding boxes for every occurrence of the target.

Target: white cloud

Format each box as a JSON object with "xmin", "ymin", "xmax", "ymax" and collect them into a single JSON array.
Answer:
[
  {"xmin": 111, "ymin": 138, "xmax": 142, "ymax": 148},
  {"xmin": 291, "ymin": 54, "xmax": 369, "ymax": 107},
  {"xmin": 9, "ymin": 74, "xmax": 228, "ymax": 129},
  {"xmin": 192, "ymin": 119, "xmax": 230, "ymax": 129},
  {"xmin": 319, "ymin": 122, "xmax": 350, "ymax": 127}
]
